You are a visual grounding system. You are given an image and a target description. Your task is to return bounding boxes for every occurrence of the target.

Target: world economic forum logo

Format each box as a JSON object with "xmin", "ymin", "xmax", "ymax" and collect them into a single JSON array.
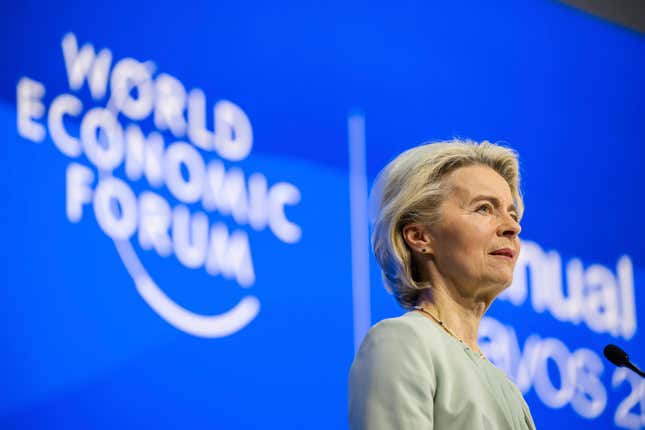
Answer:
[{"xmin": 16, "ymin": 33, "xmax": 302, "ymax": 337}]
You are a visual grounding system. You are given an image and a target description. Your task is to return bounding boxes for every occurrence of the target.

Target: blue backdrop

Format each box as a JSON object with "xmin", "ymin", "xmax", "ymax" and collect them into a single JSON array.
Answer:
[{"xmin": 1, "ymin": 1, "xmax": 644, "ymax": 428}]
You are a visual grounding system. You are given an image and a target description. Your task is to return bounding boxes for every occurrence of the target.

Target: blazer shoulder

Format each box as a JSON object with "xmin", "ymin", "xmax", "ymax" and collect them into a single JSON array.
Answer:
[
  {"xmin": 356, "ymin": 312, "xmax": 437, "ymax": 361},
  {"xmin": 348, "ymin": 312, "xmax": 437, "ymax": 428},
  {"xmin": 369, "ymin": 311, "xmax": 439, "ymax": 339}
]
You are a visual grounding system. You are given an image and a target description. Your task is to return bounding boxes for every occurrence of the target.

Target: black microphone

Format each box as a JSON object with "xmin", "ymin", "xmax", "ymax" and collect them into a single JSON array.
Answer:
[{"xmin": 603, "ymin": 344, "xmax": 645, "ymax": 378}]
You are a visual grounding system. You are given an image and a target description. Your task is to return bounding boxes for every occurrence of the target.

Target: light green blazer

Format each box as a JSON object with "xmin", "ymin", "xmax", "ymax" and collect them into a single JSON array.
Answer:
[{"xmin": 348, "ymin": 311, "xmax": 536, "ymax": 429}]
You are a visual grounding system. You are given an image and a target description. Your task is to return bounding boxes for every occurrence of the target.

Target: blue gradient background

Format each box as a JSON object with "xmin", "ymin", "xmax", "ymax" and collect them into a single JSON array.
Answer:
[{"xmin": 1, "ymin": 0, "xmax": 644, "ymax": 428}]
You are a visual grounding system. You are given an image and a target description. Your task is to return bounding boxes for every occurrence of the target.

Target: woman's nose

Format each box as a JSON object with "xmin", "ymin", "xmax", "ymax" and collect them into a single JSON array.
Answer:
[{"xmin": 498, "ymin": 215, "xmax": 521, "ymax": 237}]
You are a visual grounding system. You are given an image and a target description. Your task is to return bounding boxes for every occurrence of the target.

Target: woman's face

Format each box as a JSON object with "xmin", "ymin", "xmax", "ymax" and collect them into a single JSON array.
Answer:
[{"xmin": 423, "ymin": 165, "xmax": 522, "ymax": 300}]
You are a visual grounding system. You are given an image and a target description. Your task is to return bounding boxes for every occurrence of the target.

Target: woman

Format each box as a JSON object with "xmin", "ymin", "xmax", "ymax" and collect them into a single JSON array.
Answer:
[{"xmin": 348, "ymin": 139, "xmax": 536, "ymax": 429}]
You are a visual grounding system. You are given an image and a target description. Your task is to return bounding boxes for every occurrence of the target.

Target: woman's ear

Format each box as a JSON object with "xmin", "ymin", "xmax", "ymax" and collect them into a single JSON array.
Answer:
[{"xmin": 402, "ymin": 223, "xmax": 433, "ymax": 255}]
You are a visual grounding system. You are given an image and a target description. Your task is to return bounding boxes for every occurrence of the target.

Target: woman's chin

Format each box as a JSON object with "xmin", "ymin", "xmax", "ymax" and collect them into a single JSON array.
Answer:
[{"xmin": 482, "ymin": 276, "xmax": 514, "ymax": 297}]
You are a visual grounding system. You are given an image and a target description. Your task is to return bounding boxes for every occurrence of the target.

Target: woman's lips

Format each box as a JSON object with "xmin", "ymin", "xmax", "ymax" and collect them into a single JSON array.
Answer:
[{"xmin": 490, "ymin": 248, "xmax": 515, "ymax": 259}]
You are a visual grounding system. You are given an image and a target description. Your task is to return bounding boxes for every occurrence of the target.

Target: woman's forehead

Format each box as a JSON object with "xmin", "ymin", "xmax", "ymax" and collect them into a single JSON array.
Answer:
[{"xmin": 443, "ymin": 165, "xmax": 514, "ymax": 203}]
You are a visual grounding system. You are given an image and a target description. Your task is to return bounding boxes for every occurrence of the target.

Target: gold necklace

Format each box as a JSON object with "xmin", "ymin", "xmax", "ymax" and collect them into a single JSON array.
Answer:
[{"xmin": 413, "ymin": 305, "xmax": 487, "ymax": 360}]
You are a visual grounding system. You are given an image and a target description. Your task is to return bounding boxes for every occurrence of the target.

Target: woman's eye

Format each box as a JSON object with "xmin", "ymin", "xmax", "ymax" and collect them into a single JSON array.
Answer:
[{"xmin": 477, "ymin": 204, "xmax": 492, "ymax": 214}]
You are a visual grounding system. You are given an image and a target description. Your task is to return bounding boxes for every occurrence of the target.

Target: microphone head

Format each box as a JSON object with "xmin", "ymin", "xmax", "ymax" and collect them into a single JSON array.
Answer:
[{"xmin": 604, "ymin": 344, "xmax": 629, "ymax": 367}]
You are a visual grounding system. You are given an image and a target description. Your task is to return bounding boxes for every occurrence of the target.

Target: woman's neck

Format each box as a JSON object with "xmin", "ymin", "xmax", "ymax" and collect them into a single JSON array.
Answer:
[{"xmin": 416, "ymin": 285, "xmax": 489, "ymax": 354}]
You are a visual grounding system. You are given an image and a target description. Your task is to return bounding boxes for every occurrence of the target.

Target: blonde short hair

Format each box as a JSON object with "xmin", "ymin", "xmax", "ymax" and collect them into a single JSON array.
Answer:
[{"xmin": 370, "ymin": 139, "xmax": 524, "ymax": 309}]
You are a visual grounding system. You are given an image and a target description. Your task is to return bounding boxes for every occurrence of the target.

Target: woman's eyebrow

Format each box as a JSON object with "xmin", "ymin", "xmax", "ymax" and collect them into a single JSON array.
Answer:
[{"xmin": 470, "ymin": 195, "xmax": 518, "ymax": 213}]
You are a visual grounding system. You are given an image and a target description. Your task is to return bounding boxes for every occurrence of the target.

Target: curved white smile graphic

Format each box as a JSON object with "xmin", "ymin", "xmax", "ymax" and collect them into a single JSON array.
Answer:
[{"xmin": 115, "ymin": 237, "xmax": 260, "ymax": 337}]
